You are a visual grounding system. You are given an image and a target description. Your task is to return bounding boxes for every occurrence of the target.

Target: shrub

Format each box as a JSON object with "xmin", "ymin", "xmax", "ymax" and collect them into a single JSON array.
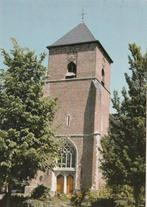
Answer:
[
  {"xmin": 0, "ymin": 194, "xmax": 27, "ymax": 207},
  {"xmin": 96, "ymin": 186, "xmax": 112, "ymax": 199},
  {"xmin": 31, "ymin": 185, "xmax": 50, "ymax": 201},
  {"xmin": 71, "ymin": 187, "xmax": 112, "ymax": 207},
  {"xmin": 81, "ymin": 190, "xmax": 97, "ymax": 206},
  {"xmin": 71, "ymin": 191, "xmax": 86, "ymax": 207},
  {"xmin": 23, "ymin": 199, "xmax": 50, "ymax": 207},
  {"xmin": 112, "ymin": 185, "xmax": 145, "ymax": 207},
  {"xmin": 112, "ymin": 185, "xmax": 135, "ymax": 207},
  {"xmin": 92, "ymin": 198, "xmax": 114, "ymax": 207}
]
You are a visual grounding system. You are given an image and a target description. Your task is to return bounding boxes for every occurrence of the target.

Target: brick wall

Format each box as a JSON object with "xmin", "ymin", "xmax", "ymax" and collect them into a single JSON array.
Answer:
[
  {"xmin": 47, "ymin": 79, "xmax": 95, "ymax": 135},
  {"xmin": 48, "ymin": 43, "xmax": 96, "ymax": 80}
]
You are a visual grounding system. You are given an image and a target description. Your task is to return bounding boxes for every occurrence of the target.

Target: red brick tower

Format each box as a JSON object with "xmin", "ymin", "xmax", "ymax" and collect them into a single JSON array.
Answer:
[{"xmin": 44, "ymin": 23, "xmax": 113, "ymax": 195}]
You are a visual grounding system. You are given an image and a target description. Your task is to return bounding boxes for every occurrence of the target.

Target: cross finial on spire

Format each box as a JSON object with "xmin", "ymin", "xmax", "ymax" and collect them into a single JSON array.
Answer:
[{"xmin": 81, "ymin": 8, "xmax": 86, "ymax": 23}]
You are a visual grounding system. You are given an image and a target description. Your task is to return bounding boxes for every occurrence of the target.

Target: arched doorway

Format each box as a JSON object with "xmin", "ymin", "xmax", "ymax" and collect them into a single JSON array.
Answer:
[
  {"xmin": 67, "ymin": 175, "xmax": 74, "ymax": 195},
  {"xmin": 57, "ymin": 175, "xmax": 64, "ymax": 193}
]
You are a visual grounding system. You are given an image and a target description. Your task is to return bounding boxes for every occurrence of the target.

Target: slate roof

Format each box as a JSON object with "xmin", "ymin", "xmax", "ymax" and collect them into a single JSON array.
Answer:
[
  {"xmin": 47, "ymin": 23, "xmax": 113, "ymax": 63},
  {"xmin": 50, "ymin": 23, "xmax": 96, "ymax": 46}
]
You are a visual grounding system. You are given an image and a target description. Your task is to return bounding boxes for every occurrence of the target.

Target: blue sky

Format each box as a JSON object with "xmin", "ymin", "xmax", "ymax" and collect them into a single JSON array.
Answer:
[{"xmin": 0, "ymin": 0, "xmax": 147, "ymax": 110}]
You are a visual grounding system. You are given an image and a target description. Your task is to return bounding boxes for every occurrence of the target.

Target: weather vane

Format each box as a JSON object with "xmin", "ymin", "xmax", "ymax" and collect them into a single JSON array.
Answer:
[{"xmin": 81, "ymin": 8, "xmax": 86, "ymax": 23}]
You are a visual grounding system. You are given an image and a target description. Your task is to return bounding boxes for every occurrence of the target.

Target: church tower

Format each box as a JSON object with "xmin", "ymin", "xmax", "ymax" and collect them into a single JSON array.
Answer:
[{"xmin": 45, "ymin": 23, "xmax": 113, "ymax": 195}]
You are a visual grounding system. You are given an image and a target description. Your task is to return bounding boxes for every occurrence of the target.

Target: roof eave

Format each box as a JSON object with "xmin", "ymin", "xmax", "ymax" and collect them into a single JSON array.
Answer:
[
  {"xmin": 47, "ymin": 40, "xmax": 113, "ymax": 64},
  {"xmin": 95, "ymin": 40, "xmax": 113, "ymax": 64},
  {"xmin": 47, "ymin": 40, "xmax": 97, "ymax": 49}
]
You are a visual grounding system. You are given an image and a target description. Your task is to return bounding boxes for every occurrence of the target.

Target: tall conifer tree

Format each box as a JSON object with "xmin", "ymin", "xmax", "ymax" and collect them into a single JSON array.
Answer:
[{"xmin": 100, "ymin": 43, "xmax": 146, "ymax": 206}]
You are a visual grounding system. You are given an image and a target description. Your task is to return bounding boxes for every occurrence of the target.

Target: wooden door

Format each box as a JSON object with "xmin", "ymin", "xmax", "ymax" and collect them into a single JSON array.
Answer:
[
  {"xmin": 57, "ymin": 175, "xmax": 64, "ymax": 193},
  {"xmin": 67, "ymin": 175, "xmax": 74, "ymax": 195}
]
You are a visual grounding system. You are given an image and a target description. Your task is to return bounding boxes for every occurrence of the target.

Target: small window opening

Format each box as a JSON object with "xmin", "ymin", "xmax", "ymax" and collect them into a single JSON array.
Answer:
[
  {"xmin": 66, "ymin": 115, "xmax": 70, "ymax": 127},
  {"xmin": 101, "ymin": 68, "xmax": 105, "ymax": 86},
  {"xmin": 39, "ymin": 175, "xmax": 43, "ymax": 182},
  {"xmin": 66, "ymin": 62, "xmax": 76, "ymax": 79}
]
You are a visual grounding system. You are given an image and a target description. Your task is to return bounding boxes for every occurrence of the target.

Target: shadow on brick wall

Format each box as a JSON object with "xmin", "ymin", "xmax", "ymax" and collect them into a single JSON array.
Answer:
[{"xmin": 81, "ymin": 82, "xmax": 96, "ymax": 190}]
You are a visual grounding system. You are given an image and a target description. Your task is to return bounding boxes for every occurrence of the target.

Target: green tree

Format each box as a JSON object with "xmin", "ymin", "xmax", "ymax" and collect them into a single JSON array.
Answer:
[
  {"xmin": 100, "ymin": 43, "xmax": 146, "ymax": 207},
  {"xmin": 0, "ymin": 39, "xmax": 58, "ymax": 207}
]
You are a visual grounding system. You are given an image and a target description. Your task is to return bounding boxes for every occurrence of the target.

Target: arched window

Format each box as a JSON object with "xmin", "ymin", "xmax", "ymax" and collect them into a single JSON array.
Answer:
[
  {"xmin": 101, "ymin": 68, "xmax": 105, "ymax": 86},
  {"xmin": 66, "ymin": 62, "xmax": 77, "ymax": 79},
  {"xmin": 57, "ymin": 142, "xmax": 76, "ymax": 168}
]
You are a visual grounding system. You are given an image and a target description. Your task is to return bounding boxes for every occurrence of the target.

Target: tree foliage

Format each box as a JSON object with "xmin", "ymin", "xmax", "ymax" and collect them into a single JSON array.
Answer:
[
  {"xmin": 0, "ymin": 39, "xmax": 58, "ymax": 192},
  {"xmin": 100, "ymin": 43, "xmax": 146, "ymax": 206}
]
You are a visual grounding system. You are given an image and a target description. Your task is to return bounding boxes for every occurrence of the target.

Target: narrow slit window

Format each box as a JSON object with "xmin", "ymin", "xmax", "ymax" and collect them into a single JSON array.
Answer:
[
  {"xmin": 66, "ymin": 115, "xmax": 70, "ymax": 127},
  {"xmin": 101, "ymin": 68, "xmax": 105, "ymax": 86}
]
